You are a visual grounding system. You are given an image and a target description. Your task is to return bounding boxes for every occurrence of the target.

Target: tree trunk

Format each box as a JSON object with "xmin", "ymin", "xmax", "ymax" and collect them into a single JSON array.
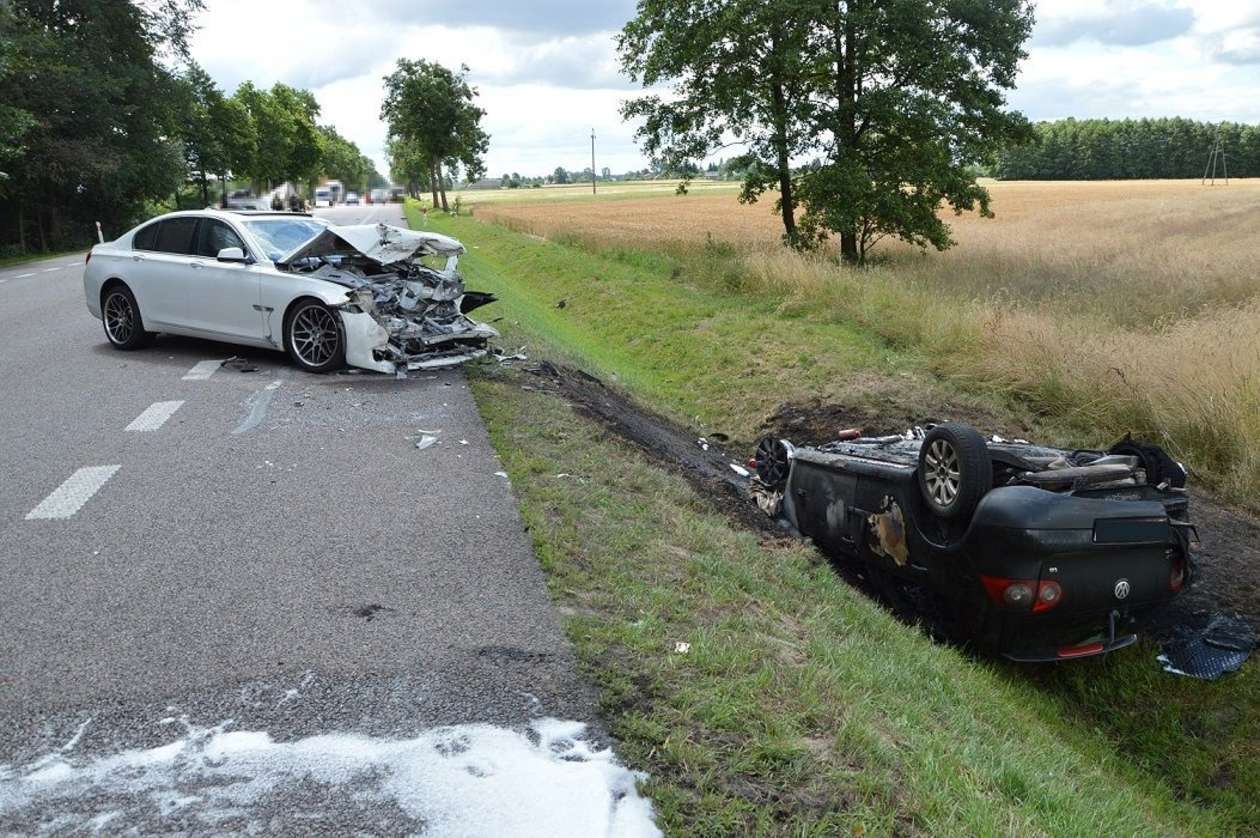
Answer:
[
  {"xmin": 35, "ymin": 208, "xmax": 47, "ymax": 252},
  {"xmin": 769, "ymin": 82, "xmax": 797, "ymax": 245},
  {"xmin": 840, "ymin": 231, "xmax": 858, "ymax": 263},
  {"xmin": 429, "ymin": 162, "xmax": 440, "ymax": 208},
  {"xmin": 220, "ymin": 173, "xmax": 228, "ymax": 208},
  {"xmin": 16, "ymin": 201, "xmax": 26, "ymax": 254},
  {"xmin": 200, "ymin": 171, "xmax": 209, "ymax": 207},
  {"xmin": 437, "ymin": 162, "xmax": 449, "ymax": 212},
  {"xmin": 835, "ymin": 11, "xmax": 861, "ymax": 264}
]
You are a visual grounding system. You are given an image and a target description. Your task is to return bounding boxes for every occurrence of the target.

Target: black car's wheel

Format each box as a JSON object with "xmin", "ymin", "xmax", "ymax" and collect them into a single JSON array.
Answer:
[
  {"xmin": 101, "ymin": 284, "xmax": 153, "ymax": 350},
  {"xmin": 754, "ymin": 436, "xmax": 793, "ymax": 487},
  {"xmin": 285, "ymin": 299, "xmax": 346, "ymax": 373},
  {"xmin": 917, "ymin": 422, "xmax": 992, "ymax": 520}
]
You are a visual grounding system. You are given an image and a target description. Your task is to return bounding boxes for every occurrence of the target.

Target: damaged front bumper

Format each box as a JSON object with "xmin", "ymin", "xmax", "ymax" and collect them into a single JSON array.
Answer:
[{"xmin": 280, "ymin": 223, "xmax": 500, "ymax": 374}]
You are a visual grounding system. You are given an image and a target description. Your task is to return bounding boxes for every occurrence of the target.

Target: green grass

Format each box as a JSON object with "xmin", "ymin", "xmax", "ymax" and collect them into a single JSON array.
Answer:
[
  {"xmin": 0, "ymin": 248, "xmax": 81, "ymax": 269},
  {"xmin": 406, "ymin": 201, "xmax": 1005, "ymax": 441},
  {"xmin": 407, "ymin": 200, "xmax": 1260, "ymax": 834}
]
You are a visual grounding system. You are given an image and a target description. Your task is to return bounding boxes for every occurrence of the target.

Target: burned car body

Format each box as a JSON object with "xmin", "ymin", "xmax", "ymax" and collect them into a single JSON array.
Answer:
[
  {"xmin": 754, "ymin": 423, "xmax": 1194, "ymax": 661},
  {"xmin": 83, "ymin": 210, "xmax": 497, "ymax": 375}
]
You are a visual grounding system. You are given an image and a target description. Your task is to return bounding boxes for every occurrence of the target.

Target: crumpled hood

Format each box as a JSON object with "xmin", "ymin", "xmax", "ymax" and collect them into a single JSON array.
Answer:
[{"xmin": 278, "ymin": 223, "xmax": 465, "ymax": 267}]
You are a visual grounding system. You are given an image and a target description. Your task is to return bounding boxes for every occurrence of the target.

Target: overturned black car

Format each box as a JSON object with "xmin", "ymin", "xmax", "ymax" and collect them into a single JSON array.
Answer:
[{"xmin": 753, "ymin": 423, "xmax": 1195, "ymax": 661}]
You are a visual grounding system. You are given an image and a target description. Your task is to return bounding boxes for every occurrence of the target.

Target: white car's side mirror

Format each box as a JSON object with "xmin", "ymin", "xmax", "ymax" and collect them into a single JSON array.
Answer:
[{"xmin": 217, "ymin": 247, "xmax": 249, "ymax": 263}]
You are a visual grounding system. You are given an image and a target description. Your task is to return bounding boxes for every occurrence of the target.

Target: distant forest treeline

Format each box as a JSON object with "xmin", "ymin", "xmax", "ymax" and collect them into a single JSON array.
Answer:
[{"xmin": 994, "ymin": 118, "xmax": 1260, "ymax": 180}]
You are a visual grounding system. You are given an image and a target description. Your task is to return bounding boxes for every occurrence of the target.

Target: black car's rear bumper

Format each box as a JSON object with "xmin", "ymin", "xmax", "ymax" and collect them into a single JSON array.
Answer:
[{"xmin": 999, "ymin": 609, "xmax": 1140, "ymax": 662}]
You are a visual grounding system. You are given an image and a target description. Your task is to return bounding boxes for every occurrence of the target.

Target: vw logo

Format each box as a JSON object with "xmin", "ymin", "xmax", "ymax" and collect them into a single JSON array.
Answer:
[{"xmin": 1114, "ymin": 579, "xmax": 1131, "ymax": 600}]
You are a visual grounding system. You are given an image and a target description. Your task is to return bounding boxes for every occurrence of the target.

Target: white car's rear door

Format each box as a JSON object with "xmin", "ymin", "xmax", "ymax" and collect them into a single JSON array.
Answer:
[{"xmin": 130, "ymin": 217, "xmax": 200, "ymax": 329}]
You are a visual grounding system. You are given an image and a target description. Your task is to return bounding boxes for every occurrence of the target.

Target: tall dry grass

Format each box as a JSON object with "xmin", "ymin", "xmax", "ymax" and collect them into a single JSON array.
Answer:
[{"xmin": 476, "ymin": 180, "xmax": 1260, "ymax": 502}]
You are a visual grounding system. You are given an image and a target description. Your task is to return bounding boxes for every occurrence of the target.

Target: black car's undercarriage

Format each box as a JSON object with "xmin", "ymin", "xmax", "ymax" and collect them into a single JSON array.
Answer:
[{"xmin": 753, "ymin": 423, "xmax": 1194, "ymax": 660}]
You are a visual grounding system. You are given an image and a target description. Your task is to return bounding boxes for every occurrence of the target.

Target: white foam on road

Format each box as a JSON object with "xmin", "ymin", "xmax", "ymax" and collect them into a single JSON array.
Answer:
[
  {"xmin": 24, "ymin": 466, "xmax": 120, "ymax": 520},
  {"xmin": 181, "ymin": 360, "xmax": 222, "ymax": 381},
  {"xmin": 0, "ymin": 717, "xmax": 661, "ymax": 837},
  {"xmin": 124, "ymin": 400, "xmax": 185, "ymax": 432}
]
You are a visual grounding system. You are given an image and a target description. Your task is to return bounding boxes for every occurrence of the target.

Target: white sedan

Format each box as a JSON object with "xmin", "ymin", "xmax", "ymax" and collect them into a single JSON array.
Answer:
[{"xmin": 83, "ymin": 210, "xmax": 498, "ymax": 374}]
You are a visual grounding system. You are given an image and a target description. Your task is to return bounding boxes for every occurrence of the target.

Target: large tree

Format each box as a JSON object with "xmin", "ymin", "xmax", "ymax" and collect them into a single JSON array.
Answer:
[
  {"xmin": 0, "ymin": 0, "xmax": 202, "ymax": 251},
  {"xmin": 386, "ymin": 135, "xmax": 433, "ymax": 199},
  {"xmin": 621, "ymin": 0, "xmax": 815, "ymax": 246},
  {"xmin": 176, "ymin": 62, "xmax": 253, "ymax": 206},
  {"xmin": 231, "ymin": 82, "xmax": 322, "ymax": 193},
  {"xmin": 380, "ymin": 60, "xmax": 489, "ymax": 211},
  {"xmin": 620, "ymin": 0, "xmax": 1035, "ymax": 263}
]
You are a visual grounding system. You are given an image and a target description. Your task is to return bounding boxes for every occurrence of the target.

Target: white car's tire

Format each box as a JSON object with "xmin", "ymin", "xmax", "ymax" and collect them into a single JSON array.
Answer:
[
  {"xmin": 285, "ymin": 299, "xmax": 346, "ymax": 373},
  {"xmin": 101, "ymin": 284, "xmax": 153, "ymax": 350}
]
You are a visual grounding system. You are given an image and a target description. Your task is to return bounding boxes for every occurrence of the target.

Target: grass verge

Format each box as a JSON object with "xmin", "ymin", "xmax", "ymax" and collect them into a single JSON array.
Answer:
[
  {"xmin": 472, "ymin": 368, "xmax": 1229, "ymax": 835},
  {"xmin": 407, "ymin": 200, "xmax": 1259, "ymax": 832}
]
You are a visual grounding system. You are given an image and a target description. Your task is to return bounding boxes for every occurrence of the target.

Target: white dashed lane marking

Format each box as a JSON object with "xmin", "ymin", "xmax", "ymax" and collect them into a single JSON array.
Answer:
[
  {"xmin": 124, "ymin": 400, "xmax": 185, "ymax": 432},
  {"xmin": 42, "ymin": 267, "xmax": 59, "ymax": 273},
  {"xmin": 16, "ymin": 273, "xmax": 35, "ymax": 278},
  {"xmin": 182, "ymin": 359, "xmax": 223, "ymax": 381},
  {"xmin": 25, "ymin": 466, "xmax": 121, "ymax": 520}
]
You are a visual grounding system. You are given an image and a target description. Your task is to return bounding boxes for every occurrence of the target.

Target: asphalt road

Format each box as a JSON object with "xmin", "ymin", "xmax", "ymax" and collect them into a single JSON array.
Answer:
[{"xmin": 0, "ymin": 205, "xmax": 603, "ymax": 832}]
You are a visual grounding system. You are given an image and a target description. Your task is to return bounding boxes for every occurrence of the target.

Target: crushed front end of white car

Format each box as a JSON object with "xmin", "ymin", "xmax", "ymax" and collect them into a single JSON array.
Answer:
[{"xmin": 278, "ymin": 223, "xmax": 498, "ymax": 374}]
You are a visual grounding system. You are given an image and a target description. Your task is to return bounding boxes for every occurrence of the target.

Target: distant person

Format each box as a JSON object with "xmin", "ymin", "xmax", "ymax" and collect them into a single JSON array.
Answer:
[
  {"xmin": 286, "ymin": 193, "xmax": 302, "ymax": 213},
  {"xmin": 271, "ymin": 194, "xmax": 284, "ymax": 211}
]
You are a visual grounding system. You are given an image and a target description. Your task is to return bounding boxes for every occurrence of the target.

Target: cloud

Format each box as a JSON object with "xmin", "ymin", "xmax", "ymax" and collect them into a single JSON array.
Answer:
[
  {"xmin": 1033, "ymin": 1, "xmax": 1195, "ymax": 47},
  {"xmin": 1214, "ymin": 26, "xmax": 1260, "ymax": 63},
  {"xmin": 309, "ymin": 0, "xmax": 637, "ymax": 36}
]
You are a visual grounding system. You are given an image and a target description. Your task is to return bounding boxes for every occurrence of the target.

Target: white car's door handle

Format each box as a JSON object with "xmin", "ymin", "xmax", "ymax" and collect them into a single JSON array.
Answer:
[
  {"xmin": 189, "ymin": 261, "xmax": 204, "ymax": 269},
  {"xmin": 132, "ymin": 254, "xmax": 144, "ymax": 262}
]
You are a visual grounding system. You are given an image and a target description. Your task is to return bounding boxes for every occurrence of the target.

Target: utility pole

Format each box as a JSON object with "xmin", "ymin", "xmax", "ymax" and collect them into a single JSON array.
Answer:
[
  {"xmin": 1202, "ymin": 125, "xmax": 1229, "ymax": 186},
  {"xmin": 591, "ymin": 128, "xmax": 597, "ymax": 195}
]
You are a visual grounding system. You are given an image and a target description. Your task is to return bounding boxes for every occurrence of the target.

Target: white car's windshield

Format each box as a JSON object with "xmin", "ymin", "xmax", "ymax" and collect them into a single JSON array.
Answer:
[{"xmin": 242, "ymin": 218, "xmax": 330, "ymax": 260}]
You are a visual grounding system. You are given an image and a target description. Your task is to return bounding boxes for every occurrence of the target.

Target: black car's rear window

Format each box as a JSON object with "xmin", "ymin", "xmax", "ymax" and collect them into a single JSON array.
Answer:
[
  {"xmin": 132, "ymin": 222, "xmax": 160, "ymax": 251},
  {"xmin": 153, "ymin": 218, "xmax": 199, "ymax": 255}
]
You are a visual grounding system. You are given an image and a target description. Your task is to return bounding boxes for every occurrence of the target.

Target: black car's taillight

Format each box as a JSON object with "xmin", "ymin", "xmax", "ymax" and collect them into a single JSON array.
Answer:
[
  {"xmin": 1170, "ymin": 557, "xmax": 1187, "ymax": 592},
  {"xmin": 980, "ymin": 575, "xmax": 1063, "ymax": 613}
]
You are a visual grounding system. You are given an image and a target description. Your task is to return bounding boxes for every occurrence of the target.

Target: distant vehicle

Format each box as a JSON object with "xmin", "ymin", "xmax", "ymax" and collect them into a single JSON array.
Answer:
[
  {"xmin": 83, "ymin": 209, "xmax": 498, "ymax": 374},
  {"xmin": 370, "ymin": 188, "xmax": 388, "ymax": 204},
  {"xmin": 388, "ymin": 187, "xmax": 406, "ymax": 203},
  {"xmin": 313, "ymin": 187, "xmax": 332, "ymax": 208},
  {"xmin": 325, "ymin": 180, "xmax": 343, "ymax": 204},
  {"xmin": 345, "ymin": 192, "xmax": 360, "ymax": 205},
  {"xmin": 225, "ymin": 190, "xmax": 268, "ymax": 211}
]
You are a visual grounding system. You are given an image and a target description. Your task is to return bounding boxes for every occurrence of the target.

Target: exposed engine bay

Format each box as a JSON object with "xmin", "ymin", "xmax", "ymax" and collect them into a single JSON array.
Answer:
[{"xmin": 278, "ymin": 223, "xmax": 498, "ymax": 374}]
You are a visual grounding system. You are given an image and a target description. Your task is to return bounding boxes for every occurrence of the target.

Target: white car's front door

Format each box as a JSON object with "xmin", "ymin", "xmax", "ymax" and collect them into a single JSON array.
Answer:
[{"xmin": 183, "ymin": 219, "xmax": 266, "ymax": 341}]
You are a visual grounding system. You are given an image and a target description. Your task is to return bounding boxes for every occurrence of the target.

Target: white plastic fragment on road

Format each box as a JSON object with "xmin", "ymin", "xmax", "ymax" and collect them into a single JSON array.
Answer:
[
  {"xmin": 0, "ymin": 717, "xmax": 661, "ymax": 838},
  {"xmin": 729, "ymin": 463, "xmax": 750, "ymax": 478},
  {"xmin": 24, "ymin": 466, "xmax": 120, "ymax": 520},
  {"xmin": 415, "ymin": 435, "xmax": 439, "ymax": 450}
]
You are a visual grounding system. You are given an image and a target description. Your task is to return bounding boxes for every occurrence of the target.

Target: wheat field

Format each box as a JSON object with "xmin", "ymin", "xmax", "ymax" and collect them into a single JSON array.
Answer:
[{"xmin": 474, "ymin": 179, "xmax": 1260, "ymax": 501}]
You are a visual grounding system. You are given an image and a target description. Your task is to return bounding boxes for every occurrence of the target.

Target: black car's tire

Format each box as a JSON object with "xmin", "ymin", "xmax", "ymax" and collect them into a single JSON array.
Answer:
[
  {"xmin": 917, "ymin": 422, "xmax": 992, "ymax": 521},
  {"xmin": 101, "ymin": 284, "xmax": 153, "ymax": 350},
  {"xmin": 285, "ymin": 299, "xmax": 346, "ymax": 373},
  {"xmin": 754, "ymin": 436, "xmax": 793, "ymax": 487}
]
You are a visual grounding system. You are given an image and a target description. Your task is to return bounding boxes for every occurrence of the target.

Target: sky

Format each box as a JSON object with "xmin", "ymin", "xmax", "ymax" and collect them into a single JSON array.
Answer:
[{"xmin": 188, "ymin": 1, "xmax": 1260, "ymax": 179}]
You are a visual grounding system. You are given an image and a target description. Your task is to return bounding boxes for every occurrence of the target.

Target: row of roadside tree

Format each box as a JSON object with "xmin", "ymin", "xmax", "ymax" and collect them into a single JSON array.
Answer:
[
  {"xmin": 0, "ymin": 0, "xmax": 382, "ymax": 257},
  {"xmin": 994, "ymin": 118, "xmax": 1260, "ymax": 181}
]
